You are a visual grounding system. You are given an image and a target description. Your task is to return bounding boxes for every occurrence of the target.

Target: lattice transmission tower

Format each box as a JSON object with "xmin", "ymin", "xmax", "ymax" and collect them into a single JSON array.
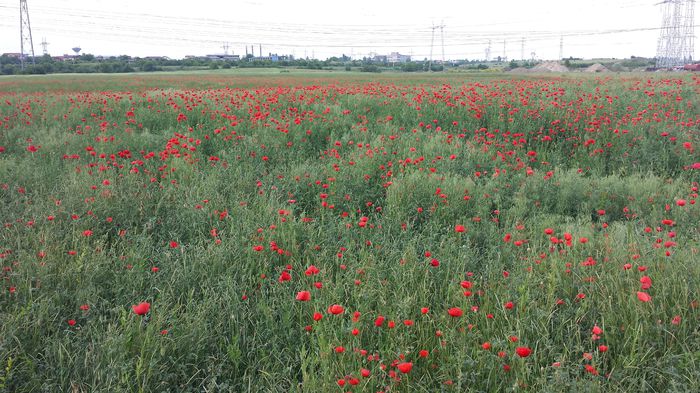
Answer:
[
  {"xmin": 428, "ymin": 22, "xmax": 445, "ymax": 71},
  {"xmin": 655, "ymin": 0, "xmax": 695, "ymax": 68},
  {"xmin": 20, "ymin": 0, "xmax": 36, "ymax": 69}
]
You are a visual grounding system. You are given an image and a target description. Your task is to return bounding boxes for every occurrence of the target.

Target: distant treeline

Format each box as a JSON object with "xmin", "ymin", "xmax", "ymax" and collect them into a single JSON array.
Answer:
[{"xmin": 3, "ymin": 53, "xmax": 652, "ymax": 75}]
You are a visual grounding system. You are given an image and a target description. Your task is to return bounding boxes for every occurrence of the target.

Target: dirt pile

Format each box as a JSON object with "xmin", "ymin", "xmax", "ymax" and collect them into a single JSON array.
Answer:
[
  {"xmin": 509, "ymin": 61, "xmax": 569, "ymax": 73},
  {"xmin": 531, "ymin": 61, "xmax": 569, "ymax": 72},
  {"xmin": 584, "ymin": 63, "xmax": 609, "ymax": 73}
]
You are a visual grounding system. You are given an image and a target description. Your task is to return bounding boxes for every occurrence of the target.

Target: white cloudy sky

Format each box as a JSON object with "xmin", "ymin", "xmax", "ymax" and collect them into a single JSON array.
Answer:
[{"xmin": 0, "ymin": 0, "xmax": 694, "ymax": 60}]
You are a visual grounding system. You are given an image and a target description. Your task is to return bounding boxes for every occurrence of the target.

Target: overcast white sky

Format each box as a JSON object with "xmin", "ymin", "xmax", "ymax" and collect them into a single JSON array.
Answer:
[{"xmin": 0, "ymin": 0, "xmax": 695, "ymax": 61}]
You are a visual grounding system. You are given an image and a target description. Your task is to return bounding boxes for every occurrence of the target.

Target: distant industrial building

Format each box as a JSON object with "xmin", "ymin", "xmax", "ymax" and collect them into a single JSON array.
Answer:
[
  {"xmin": 202, "ymin": 54, "xmax": 241, "ymax": 61},
  {"xmin": 367, "ymin": 52, "xmax": 411, "ymax": 64},
  {"xmin": 251, "ymin": 53, "xmax": 294, "ymax": 62},
  {"xmin": 371, "ymin": 54, "xmax": 388, "ymax": 63},
  {"xmin": 388, "ymin": 52, "xmax": 411, "ymax": 63},
  {"xmin": 52, "ymin": 54, "xmax": 79, "ymax": 62},
  {"xmin": 143, "ymin": 56, "xmax": 170, "ymax": 61}
]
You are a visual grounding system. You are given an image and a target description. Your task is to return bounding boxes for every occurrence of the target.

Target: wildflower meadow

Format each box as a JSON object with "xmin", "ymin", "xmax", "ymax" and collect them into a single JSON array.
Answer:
[{"xmin": 0, "ymin": 70, "xmax": 698, "ymax": 392}]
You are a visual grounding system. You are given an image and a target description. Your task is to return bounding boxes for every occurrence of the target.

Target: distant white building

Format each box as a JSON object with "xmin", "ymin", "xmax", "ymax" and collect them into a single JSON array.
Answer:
[
  {"xmin": 204, "ymin": 54, "xmax": 241, "ymax": 61},
  {"xmin": 388, "ymin": 52, "xmax": 411, "ymax": 63}
]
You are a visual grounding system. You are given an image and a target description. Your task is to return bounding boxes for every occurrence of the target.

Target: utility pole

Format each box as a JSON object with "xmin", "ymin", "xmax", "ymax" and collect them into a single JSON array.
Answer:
[
  {"xmin": 503, "ymin": 39, "xmax": 507, "ymax": 62},
  {"xmin": 485, "ymin": 39, "xmax": 492, "ymax": 62},
  {"xmin": 521, "ymin": 37, "xmax": 525, "ymax": 61},
  {"xmin": 19, "ymin": 0, "xmax": 36, "ymax": 69},
  {"xmin": 222, "ymin": 42, "xmax": 230, "ymax": 55}
]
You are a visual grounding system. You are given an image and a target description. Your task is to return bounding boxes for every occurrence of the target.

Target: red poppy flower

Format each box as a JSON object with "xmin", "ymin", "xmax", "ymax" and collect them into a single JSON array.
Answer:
[
  {"xmin": 132, "ymin": 301, "xmax": 151, "ymax": 316},
  {"xmin": 447, "ymin": 307, "xmax": 463, "ymax": 317},
  {"xmin": 327, "ymin": 304, "xmax": 344, "ymax": 315},
  {"xmin": 515, "ymin": 347, "xmax": 532, "ymax": 358},
  {"xmin": 278, "ymin": 271, "xmax": 291, "ymax": 282},
  {"xmin": 636, "ymin": 291, "xmax": 651, "ymax": 302},
  {"xmin": 397, "ymin": 362, "xmax": 413, "ymax": 373},
  {"xmin": 640, "ymin": 276, "xmax": 652, "ymax": 290},
  {"xmin": 374, "ymin": 315, "xmax": 385, "ymax": 326},
  {"xmin": 454, "ymin": 224, "xmax": 466, "ymax": 233},
  {"xmin": 304, "ymin": 265, "xmax": 320, "ymax": 275},
  {"xmin": 295, "ymin": 291, "xmax": 311, "ymax": 301},
  {"xmin": 584, "ymin": 364, "xmax": 598, "ymax": 375}
]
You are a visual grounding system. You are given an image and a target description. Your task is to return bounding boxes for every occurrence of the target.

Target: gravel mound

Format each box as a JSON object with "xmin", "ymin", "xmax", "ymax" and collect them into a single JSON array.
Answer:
[{"xmin": 584, "ymin": 63, "xmax": 609, "ymax": 73}]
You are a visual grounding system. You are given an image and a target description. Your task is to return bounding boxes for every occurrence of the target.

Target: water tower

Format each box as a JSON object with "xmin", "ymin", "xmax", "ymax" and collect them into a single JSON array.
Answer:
[{"xmin": 72, "ymin": 47, "xmax": 81, "ymax": 56}]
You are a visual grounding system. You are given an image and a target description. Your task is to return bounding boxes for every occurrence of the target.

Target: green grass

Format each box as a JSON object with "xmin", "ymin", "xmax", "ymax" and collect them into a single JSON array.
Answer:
[
  {"xmin": 0, "ymin": 71, "xmax": 698, "ymax": 392},
  {"xmin": 0, "ymin": 68, "xmax": 610, "ymax": 93}
]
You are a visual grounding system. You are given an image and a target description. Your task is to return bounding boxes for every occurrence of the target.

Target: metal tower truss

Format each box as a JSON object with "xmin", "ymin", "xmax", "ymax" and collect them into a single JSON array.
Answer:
[
  {"xmin": 656, "ymin": 0, "xmax": 695, "ymax": 68},
  {"xmin": 20, "ymin": 0, "xmax": 36, "ymax": 69}
]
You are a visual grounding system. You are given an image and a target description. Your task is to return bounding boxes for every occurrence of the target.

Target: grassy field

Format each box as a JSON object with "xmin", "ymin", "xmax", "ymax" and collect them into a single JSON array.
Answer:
[
  {"xmin": 1, "ymin": 70, "xmax": 699, "ymax": 392},
  {"xmin": 0, "ymin": 68, "xmax": 566, "ymax": 92}
]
